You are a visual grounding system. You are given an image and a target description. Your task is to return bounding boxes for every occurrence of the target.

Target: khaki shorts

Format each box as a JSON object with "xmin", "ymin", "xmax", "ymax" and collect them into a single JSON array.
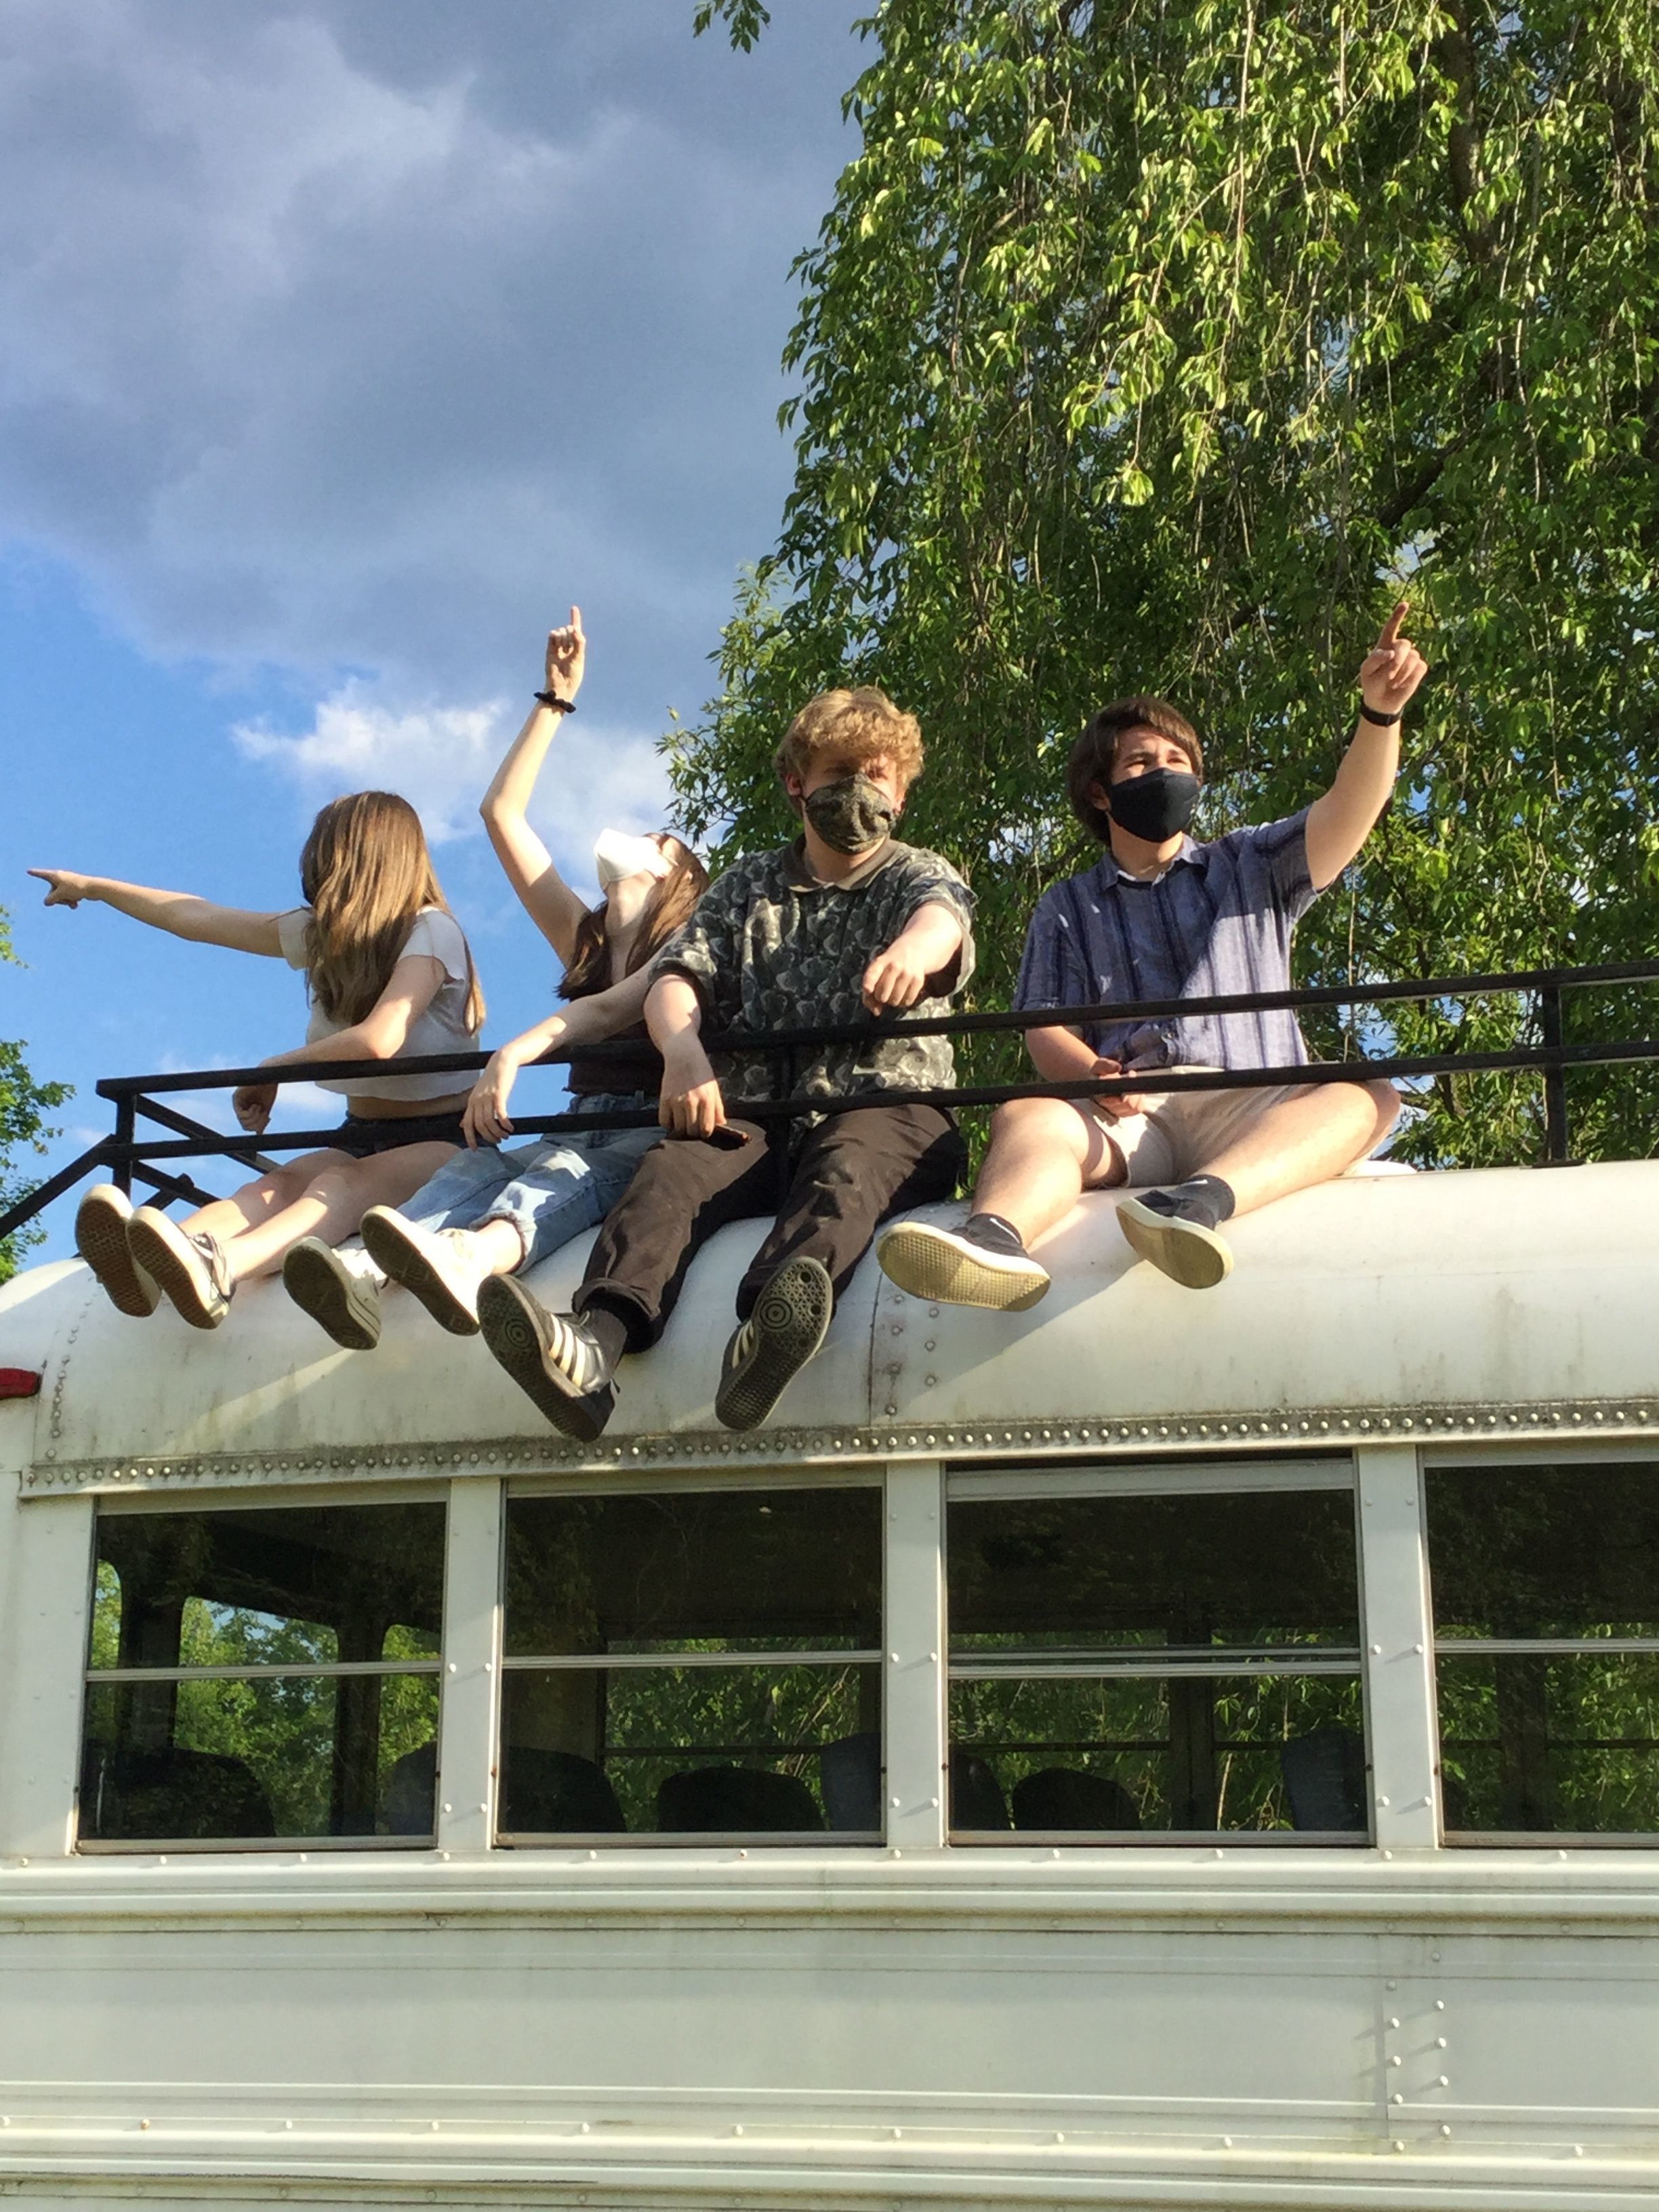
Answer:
[{"xmin": 1080, "ymin": 1069, "xmax": 1317, "ymax": 1189}]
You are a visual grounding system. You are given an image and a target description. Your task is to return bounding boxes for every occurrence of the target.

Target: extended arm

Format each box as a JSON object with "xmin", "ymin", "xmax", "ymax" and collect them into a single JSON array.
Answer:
[
  {"xmin": 479, "ymin": 609, "xmax": 591, "ymax": 962},
  {"xmin": 861, "ymin": 899, "xmax": 967, "ymax": 1014},
  {"xmin": 646, "ymin": 972, "xmax": 727, "ymax": 1136},
  {"xmin": 28, "ymin": 869, "xmax": 285, "ymax": 956},
  {"xmin": 1304, "ymin": 601, "xmax": 1429, "ymax": 891},
  {"xmin": 463, "ymin": 966, "xmax": 658, "ymax": 1145}
]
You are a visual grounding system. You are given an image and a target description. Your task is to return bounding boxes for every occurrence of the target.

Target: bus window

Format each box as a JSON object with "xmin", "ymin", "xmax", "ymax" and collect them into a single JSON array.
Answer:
[
  {"xmin": 1427, "ymin": 1460, "xmax": 1659, "ymax": 1839},
  {"xmin": 499, "ymin": 1486, "xmax": 882, "ymax": 1842},
  {"xmin": 946, "ymin": 1483, "xmax": 1364, "ymax": 1839},
  {"xmin": 80, "ymin": 1500, "xmax": 445, "ymax": 1848}
]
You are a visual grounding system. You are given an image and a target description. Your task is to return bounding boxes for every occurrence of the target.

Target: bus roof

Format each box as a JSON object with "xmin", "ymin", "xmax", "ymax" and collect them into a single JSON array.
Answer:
[{"xmin": 3, "ymin": 1161, "xmax": 1656, "ymax": 1496}]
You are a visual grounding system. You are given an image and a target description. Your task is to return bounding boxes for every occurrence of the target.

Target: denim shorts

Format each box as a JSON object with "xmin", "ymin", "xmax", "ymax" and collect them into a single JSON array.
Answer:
[{"xmin": 394, "ymin": 1093, "xmax": 662, "ymax": 1271}]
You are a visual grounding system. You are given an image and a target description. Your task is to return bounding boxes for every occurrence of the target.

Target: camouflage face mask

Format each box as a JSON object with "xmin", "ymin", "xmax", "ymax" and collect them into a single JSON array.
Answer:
[{"xmin": 803, "ymin": 771, "xmax": 897, "ymax": 855}]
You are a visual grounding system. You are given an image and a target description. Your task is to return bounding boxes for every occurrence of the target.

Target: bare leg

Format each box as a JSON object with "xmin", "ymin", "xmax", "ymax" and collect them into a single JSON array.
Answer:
[
  {"xmin": 213, "ymin": 1144, "xmax": 463, "ymax": 1282},
  {"xmin": 465, "ymin": 1217, "xmax": 531, "ymax": 1276},
  {"xmin": 180, "ymin": 1151, "xmax": 354, "ymax": 1248},
  {"xmin": 970, "ymin": 1096, "xmax": 1120, "ymax": 1248},
  {"xmin": 1200, "ymin": 1081, "xmax": 1399, "ymax": 1216}
]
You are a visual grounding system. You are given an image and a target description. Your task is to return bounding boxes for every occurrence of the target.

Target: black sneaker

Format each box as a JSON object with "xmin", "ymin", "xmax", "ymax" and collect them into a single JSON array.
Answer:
[
  {"xmin": 714, "ymin": 1256, "xmax": 834, "ymax": 1431},
  {"xmin": 282, "ymin": 1238, "xmax": 383, "ymax": 1351},
  {"xmin": 876, "ymin": 1214, "xmax": 1050, "ymax": 1311},
  {"xmin": 476, "ymin": 1274, "xmax": 617, "ymax": 1441},
  {"xmin": 1116, "ymin": 1191, "xmax": 1234, "ymax": 1289}
]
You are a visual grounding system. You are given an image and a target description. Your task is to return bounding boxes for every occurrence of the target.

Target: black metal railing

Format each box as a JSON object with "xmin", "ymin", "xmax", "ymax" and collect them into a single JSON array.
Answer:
[{"xmin": 5, "ymin": 958, "xmax": 1659, "ymax": 1246}]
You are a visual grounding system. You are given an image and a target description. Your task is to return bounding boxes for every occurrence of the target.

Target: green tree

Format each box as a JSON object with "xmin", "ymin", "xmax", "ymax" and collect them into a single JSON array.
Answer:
[
  {"xmin": 682, "ymin": 0, "xmax": 1659, "ymax": 1166},
  {"xmin": 1, "ymin": 906, "xmax": 70, "ymax": 1280}
]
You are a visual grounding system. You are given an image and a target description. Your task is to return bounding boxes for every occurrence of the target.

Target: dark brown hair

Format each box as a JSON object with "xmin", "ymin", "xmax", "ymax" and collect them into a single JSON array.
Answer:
[
  {"xmin": 1066, "ymin": 697, "xmax": 1204, "ymax": 842},
  {"xmin": 560, "ymin": 834, "xmax": 709, "ymax": 1000},
  {"xmin": 298, "ymin": 790, "xmax": 484, "ymax": 1031}
]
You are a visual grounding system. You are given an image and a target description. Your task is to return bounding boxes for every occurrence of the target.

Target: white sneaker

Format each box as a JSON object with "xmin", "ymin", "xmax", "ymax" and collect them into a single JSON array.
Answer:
[
  {"xmin": 125, "ymin": 1208, "xmax": 233, "ymax": 1329},
  {"xmin": 75, "ymin": 1183, "xmax": 161, "ymax": 1317},
  {"xmin": 282, "ymin": 1238, "xmax": 384, "ymax": 1351},
  {"xmin": 360, "ymin": 1207, "xmax": 489, "ymax": 1334}
]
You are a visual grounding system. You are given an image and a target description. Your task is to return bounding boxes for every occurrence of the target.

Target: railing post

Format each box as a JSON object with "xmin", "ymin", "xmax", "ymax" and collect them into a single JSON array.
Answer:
[
  {"xmin": 111, "ymin": 1097, "xmax": 135, "ymax": 1199},
  {"xmin": 1538, "ymin": 987, "xmax": 1572, "ymax": 1166}
]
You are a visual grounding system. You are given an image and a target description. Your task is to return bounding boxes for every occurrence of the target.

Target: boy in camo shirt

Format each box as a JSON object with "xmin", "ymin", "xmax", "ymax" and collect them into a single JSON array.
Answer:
[{"xmin": 477, "ymin": 687, "xmax": 974, "ymax": 1439}]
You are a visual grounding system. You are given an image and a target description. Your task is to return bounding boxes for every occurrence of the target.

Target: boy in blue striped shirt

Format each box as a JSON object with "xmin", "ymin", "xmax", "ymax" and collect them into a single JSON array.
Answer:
[{"xmin": 878, "ymin": 607, "xmax": 1427, "ymax": 1307}]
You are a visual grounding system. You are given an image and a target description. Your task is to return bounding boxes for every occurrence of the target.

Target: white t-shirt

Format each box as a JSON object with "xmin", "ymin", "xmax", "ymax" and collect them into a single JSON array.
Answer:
[{"xmin": 276, "ymin": 905, "xmax": 480, "ymax": 1102}]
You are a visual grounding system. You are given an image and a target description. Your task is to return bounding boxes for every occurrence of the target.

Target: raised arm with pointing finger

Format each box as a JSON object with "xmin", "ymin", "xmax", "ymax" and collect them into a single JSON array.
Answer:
[{"xmin": 1304, "ymin": 600, "xmax": 1430, "ymax": 890}]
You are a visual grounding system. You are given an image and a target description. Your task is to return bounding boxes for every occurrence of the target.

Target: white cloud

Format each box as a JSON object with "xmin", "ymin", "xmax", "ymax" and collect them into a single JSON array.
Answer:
[
  {"xmin": 234, "ymin": 682, "xmax": 675, "ymax": 856},
  {"xmin": 0, "ymin": 0, "xmax": 857, "ymax": 716}
]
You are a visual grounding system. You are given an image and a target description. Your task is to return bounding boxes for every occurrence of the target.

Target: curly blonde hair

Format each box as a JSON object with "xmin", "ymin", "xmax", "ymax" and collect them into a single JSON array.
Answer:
[{"xmin": 774, "ymin": 686, "xmax": 925, "ymax": 793}]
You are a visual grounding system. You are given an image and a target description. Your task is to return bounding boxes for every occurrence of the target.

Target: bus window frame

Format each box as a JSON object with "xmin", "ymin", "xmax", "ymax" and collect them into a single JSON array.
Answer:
[
  {"xmin": 942, "ymin": 1454, "xmax": 1370, "ymax": 1847},
  {"xmin": 77, "ymin": 1481, "xmax": 448, "ymax": 1855},
  {"xmin": 1421, "ymin": 1444, "xmax": 1659, "ymax": 1848},
  {"xmin": 494, "ymin": 1467, "xmax": 889, "ymax": 1850}
]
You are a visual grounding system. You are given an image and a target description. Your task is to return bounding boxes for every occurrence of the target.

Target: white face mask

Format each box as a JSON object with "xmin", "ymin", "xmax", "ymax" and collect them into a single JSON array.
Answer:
[{"xmin": 593, "ymin": 828, "xmax": 673, "ymax": 893}]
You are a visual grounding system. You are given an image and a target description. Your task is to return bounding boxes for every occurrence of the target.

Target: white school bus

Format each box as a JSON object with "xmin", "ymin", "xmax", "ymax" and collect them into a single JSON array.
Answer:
[{"xmin": 1, "ymin": 1159, "xmax": 1658, "ymax": 2209}]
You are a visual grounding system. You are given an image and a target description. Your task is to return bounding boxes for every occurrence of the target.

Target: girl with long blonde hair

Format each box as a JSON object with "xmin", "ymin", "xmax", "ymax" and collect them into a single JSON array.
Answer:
[
  {"xmin": 279, "ymin": 609, "xmax": 710, "ymax": 1351},
  {"xmin": 30, "ymin": 790, "xmax": 484, "ymax": 1329}
]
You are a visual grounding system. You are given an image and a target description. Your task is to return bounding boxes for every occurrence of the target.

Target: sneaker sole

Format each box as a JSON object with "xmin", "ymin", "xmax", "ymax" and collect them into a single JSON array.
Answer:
[
  {"xmin": 876, "ymin": 1223, "xmax": 1050, "ymax": 1313},
  {"xmin": 282, "ymin": 1242, "xmax": 381, "ymax": 1351},
  {"xmin": 1116, "ymin": 1197, "xmax": 1234, "ymax": 1289},
  {"xmin": 715, "ymin": 1258, "xmax": 834, "ymax": 1431},
  {"xmin": 75, "ymin": 1189, "xmax": 159, "ymax": 1318},
  {"xmin": 477, "ymin": 1275, "xmax": 613, "ymax": 1443},
  {"xmin": 125, "ymin": 1213, "xmax": 227, "ymax": 1330},
  {"xmin": 361, "ymin": 1212, "xmax": 480, "ymax": 1334}
]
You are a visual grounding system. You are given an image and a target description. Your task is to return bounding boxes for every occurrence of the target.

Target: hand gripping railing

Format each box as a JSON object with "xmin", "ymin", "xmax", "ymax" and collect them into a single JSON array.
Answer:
[{"xmin": 4, "ymin": 957, "xmax": 1659, "ymax": 1246}]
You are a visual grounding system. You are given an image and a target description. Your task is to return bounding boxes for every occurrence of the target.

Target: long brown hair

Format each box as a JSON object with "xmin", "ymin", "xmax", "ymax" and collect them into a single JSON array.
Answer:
[
  {"xmin": 297, "ymin": 790, "xmax": 485, "ymax": 1032},
  {"xmin": 560, "ymin": 834, "xmax": 708, "ymax": 1000}
]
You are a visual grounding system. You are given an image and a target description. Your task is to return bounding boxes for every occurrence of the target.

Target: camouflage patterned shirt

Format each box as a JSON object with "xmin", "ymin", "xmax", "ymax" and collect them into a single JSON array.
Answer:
[{"xmin": 652, "ymin": 837, "xmax": 975, "ymax": 1113}]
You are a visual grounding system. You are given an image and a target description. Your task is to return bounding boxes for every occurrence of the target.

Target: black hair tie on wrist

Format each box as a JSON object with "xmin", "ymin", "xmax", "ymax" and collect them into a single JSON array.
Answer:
[
  {"xmin": 1358, "ymin": 701, "xmax": 1402, "ymax": 726},
  {"xmin": 535, "ymin": 690, "xmax": 576, "ymax": 714}
]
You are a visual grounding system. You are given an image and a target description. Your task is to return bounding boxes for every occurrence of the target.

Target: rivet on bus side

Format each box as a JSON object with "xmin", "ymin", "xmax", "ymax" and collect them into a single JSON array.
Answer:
[
  {"xmin": 1441, "ymin": 2124, "xmax": 1452, "ymax": 2137},
  {"xmin": 442, "ymin": 1803, "xmax": 453, "ymax": 1815},
  {"xmin": 1370, "ymin": 1643, "xmax": 1382, "ymax": 1655},
  {"xmin": 1393, "ymin": 2139, "xmax": 1406, "ymax": 2152},
  {"xmin": 1377, "ymin": 1796, "xmax": 1390, "ymax": 1808},
  {"xmin": 1435, "ymin": 1999, "xmax": 1446, "ymax": 2010},
  {"xmin": 1574, "ymin": 2144, "xmax": 1584, "ymax": 2156},
  {"xmin": 1391, "ymin": 2093, "xmax": 1404, "ymax": 2106},
  {"xmin": 1222, "ymin": 2136, "xmax": 1233, "ymax": 2148}
]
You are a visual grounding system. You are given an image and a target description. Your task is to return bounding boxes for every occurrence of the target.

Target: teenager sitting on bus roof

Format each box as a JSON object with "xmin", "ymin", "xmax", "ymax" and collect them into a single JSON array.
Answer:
[
  {"xmin": 475, "ymin": 686, "xmax": 974, "ymax": 1438},
  {"xmin": 30, "ymin": 792, "xmax": 485, "ymax": 1330},
  {"xmin": 278, "ymin": 611, "xmax": 708, "ymax": 1351},
  {"xmin": 876, "ymin": 605, "xmax": 1427, "ymax": 1309}
]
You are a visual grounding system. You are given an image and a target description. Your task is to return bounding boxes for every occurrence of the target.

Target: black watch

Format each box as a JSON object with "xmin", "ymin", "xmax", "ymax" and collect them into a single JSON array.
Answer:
[{"xmin": 1358, "ymin": 701, "xmax": 1401, "ymax": 726}]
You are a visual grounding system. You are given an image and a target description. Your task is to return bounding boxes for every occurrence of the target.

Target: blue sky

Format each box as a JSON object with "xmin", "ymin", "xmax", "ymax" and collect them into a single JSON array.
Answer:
[{"xmin": 1, "ymin": 0, "xmax": 863, "ymax": 1258}]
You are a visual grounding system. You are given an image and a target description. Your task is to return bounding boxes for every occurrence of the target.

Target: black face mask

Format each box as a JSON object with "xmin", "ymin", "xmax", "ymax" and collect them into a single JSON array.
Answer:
[
  {"xmin": 1107, "ymin": 767, "xmax": 1200, "ymax": 844},
  {"xmin": 803, "ymin": 772, "xmax": 897, "ymax": 855}
]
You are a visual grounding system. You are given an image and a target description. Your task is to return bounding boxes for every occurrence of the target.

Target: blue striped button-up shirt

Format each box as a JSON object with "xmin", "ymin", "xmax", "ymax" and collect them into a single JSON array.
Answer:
[{"xmin": 1012, "ymin": 809, "xmax": 1319, "ymax": 1071}]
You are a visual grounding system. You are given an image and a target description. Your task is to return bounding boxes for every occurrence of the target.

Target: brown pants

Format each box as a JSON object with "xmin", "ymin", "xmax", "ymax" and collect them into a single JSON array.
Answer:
[{"xmin": 574, "ymin": 1103, "xmax": 967, "ymax": 1351}]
